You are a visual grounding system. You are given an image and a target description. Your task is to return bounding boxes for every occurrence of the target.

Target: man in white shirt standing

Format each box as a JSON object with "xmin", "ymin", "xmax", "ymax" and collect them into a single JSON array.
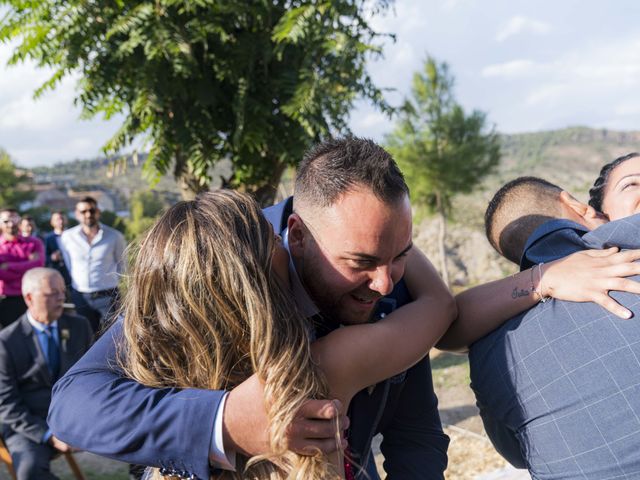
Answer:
[{"xmin": 60, "ymin": 196, "xmax": 126, "ymax": 333}]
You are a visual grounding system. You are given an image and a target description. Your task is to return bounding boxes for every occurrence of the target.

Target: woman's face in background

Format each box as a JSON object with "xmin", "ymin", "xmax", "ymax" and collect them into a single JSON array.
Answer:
[{"xmin": 602, "ymin": 156, "xmax": 640, "ymax": 220}]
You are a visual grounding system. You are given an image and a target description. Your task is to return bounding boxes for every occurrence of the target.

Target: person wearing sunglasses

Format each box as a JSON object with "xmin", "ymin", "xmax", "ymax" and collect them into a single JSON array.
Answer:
[{"xmin": 59, "ymin": 197, "xmax": 126, "ymax": 333}]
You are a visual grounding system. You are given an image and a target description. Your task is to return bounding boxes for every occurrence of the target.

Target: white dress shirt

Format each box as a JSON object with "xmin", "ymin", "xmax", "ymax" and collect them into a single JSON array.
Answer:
[{"xmin": 60, "ymin": 224, "xmax": 126, "ymax": 292}]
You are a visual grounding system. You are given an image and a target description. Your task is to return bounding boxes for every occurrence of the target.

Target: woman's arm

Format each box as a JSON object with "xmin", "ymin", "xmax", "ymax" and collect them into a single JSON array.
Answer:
[
  {"xmin": 438, "ymin": 247, "xmax": 640, "ymax": 352},
  {"xmin": 311, "ymin": 247, "xmax": 456, "ymax": 406}
]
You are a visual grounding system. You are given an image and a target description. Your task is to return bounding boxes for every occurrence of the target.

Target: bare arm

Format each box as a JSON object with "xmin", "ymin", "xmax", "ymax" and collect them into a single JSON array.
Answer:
[
  {"xmin": 439, "ymin": 247, "xmax": 640, "ymax": 352},
  {"xmin": 312, "ymin": 247, "xmax": 456, "ymax": 406}
]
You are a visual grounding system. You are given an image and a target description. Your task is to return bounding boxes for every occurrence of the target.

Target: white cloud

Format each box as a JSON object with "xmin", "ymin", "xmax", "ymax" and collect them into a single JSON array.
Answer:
[
  {"xmin": 442, "ymin": 0, "xmax": 465, "ymax": 11},
  {"xmin": 496, "ymin": 15, "xmax": 551, "ymax": 42},
  {"xmin": 614, "ymin": 103, "xmax": 640, "ymax": 116},
  {"xmin": 481, "ymin": 60, "xmax": 537, "ymax": 78}
]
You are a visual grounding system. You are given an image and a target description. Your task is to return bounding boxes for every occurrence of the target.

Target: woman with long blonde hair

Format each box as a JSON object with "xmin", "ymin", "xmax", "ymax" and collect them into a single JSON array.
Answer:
[
  {"xmin": 119, "ymin": 189, "xmax": 455, "ymax": 479},
  {"xmin": 119, "ymin": 187, "xmax": 640, "ymax": 480}
]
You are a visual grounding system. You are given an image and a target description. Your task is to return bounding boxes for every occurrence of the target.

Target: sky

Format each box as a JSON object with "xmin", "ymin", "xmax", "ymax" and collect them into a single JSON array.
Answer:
[{"xmin": 1, "ymin": 0, "xmax": 640, "ymax": 167}]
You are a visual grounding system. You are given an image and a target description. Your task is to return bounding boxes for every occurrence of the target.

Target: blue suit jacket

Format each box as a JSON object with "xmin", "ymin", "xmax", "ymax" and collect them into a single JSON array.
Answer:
[
  {"xmin": 44, "ymin": 232, "xmax": 71, "ymax": 286},
  {"xmin": 0, "ymin": 313, "xmax": 93, "ymax": 443},
  {"xmin": 469, "ymin": 214, "xmax": 640, "ymax": 479},
  {"xmin": 48, "ymin": 197, "xmax": 448, "ymax": 480}
]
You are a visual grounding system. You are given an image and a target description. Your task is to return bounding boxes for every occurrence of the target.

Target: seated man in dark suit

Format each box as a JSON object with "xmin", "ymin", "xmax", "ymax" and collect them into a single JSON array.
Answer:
[
  {"xmin": 0, "ymin": 268, "xmax": 92, "ymax": 480},
  {"xmin": 469, "ymin": 177, "xmax": 640, "ymax": 479}
]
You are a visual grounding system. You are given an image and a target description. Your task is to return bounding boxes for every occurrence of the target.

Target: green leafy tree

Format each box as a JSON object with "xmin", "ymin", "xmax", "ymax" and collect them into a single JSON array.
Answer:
[
  {"xmin": 1, "ymin": 1, "xmax": 392, "ymax": 205},
  {"xmin": 0, "ymin": 148, "xmax": 34, "ymax": 208},
  {"xmin": 100, "ymin": 210, "xmax": 128, "ymax": 234},
  {"xmin": 125, "ymin": 191, "xmax": 166, "ymax": 241},
  {"xmin": 386, "ymin": 57, "xmax": 501, "ymax": 285}
]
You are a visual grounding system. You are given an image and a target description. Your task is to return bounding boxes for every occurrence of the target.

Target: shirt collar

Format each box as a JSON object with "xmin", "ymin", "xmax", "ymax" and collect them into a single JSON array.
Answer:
[
  {"xmin": 79, "ymin": 224, "xmax": 104, "ymax": 241},
  {"xmin": 26, "ymin": 311, "xmax": 58, "ymax": 333},
  {"xmin": 283, "ymin": 228, "xmax": 319, "ymax": 318},
  {"xmin": 520, "ymin": 219, "xmax": 589, "ymax": 268}
]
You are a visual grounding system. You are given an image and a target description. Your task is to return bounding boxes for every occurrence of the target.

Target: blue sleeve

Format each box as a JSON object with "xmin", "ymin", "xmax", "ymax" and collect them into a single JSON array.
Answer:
[
  {"xmin": 379, "ymin": 356, "xmax": 450, "ymax": 479},
  {"xmin": 48, "ymin": 319, "xmax": 224, "ymax": 480}
]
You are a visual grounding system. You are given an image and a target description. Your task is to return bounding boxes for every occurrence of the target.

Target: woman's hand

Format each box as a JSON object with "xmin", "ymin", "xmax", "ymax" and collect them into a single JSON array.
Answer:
[{"xmin": 542, "ymin": 247, "xmax": 640, "ymax": 318}]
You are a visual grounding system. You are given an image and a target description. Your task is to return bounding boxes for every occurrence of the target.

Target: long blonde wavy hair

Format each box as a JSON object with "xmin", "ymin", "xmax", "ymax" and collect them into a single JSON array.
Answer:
[{"xmin": 119, "ymin": 190, "xmax": 337, "ymax": 479}]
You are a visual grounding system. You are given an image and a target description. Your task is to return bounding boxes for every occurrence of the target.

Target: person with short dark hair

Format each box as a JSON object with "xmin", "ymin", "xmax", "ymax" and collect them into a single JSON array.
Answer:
[
  {"xmin": 0, "ymin": 208, "xmax": 44, "ymax": 328},
  {"xmin": 0, "ymin": 268, "xmax": 92, "ymax": 480},
  {"xmin": 59, "ymin": 197, "xmax": 126, "ymax": 333},
  {"xmin": 468, "ymin": 176, "xmax": 640, "ymax": 478}
]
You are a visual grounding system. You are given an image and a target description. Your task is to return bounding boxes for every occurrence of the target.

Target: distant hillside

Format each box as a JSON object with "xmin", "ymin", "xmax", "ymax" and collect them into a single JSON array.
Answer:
[
  {"xmin": 30, "ymin": 154, "xmax": 181, "ymax": 201},
  {"xmin": 415, "ymin": 126, "xmax": 640, "ymax": 286}
]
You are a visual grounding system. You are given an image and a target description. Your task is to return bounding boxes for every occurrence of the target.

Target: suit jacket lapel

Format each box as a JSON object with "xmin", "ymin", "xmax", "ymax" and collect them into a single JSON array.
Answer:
[
  {"xmin": 18, "ymin": 315, "xmax": 52, "ymax": 386},
  {"xmin": 57, "ymin": 315, "xmax": 75, "ymax": 375}
]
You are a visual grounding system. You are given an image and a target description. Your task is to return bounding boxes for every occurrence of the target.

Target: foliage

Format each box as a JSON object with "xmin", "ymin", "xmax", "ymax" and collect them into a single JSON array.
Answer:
[
  {"xmin": 0, "ymin": 148, "xmax": 34, "ymax": 208},
  {"xmin": 100, "ymin": 210, "xmax": 127, "ymax": 234},
  {"xmin": 1, "ymin": 0, "xmax": 393, "ymax": 204},
  {"xmin": 386, "ymin": 57, "xmax": 501, "ymax": 219},
  {"xmin": 125, "ymin": 190, "xmax": 166, "ymax": 241},
  {"xmin": 386, "ymin": 56, "xmax": 500, "ymax": 284}
]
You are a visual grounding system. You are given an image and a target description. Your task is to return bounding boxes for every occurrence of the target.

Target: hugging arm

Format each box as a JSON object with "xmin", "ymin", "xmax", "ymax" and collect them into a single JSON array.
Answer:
[
  {"xmin": 48, "ymin": 320, "xmax": 227, "ymax": 480},
  {"xmin": 438, "ymin": 248, "xmax": 640, "ymax": 352},
  {"xmin": 49, "ymin": 320, "xmax": 342, "ymax": 479},
  {"xmin": 312, "ymin": 246, "xmax": 456, "ymax": 405}
]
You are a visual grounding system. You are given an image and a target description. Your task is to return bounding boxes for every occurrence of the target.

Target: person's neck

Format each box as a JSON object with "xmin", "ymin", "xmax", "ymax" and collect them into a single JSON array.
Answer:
[
  {"xmin": 2, "ymin": 233, "xmax": 16, "ymax": 242},
  {"xmin": 53, "ymin": 228, "xmax": 64, "ymax": 235},
  {"xmin": 81, "ymin": 224, "xmax": 99, "ymax": 237},
  {"xmin": 28, "ymin": 311, "xmax": 54, "ymax": 326}
]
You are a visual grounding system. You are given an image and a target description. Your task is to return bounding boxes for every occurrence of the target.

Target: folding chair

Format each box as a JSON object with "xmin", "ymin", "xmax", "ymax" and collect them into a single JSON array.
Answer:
[{"xmin": 0, "ymin": 434, "xmax": 86, "ymax": 480}]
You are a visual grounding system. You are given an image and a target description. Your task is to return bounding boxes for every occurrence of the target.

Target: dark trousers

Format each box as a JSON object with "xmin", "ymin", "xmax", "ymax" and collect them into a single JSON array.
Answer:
[
  {"xmin": 4, "ymin": 432, "xmax": 58, "ymax": 480},
  {"xmin": 70, "ymin": 288, "xmax": 120, "ymax": 334},
  {"xmin": 0, "ymin": 296, "xmax": 27, "ymax": 329}
]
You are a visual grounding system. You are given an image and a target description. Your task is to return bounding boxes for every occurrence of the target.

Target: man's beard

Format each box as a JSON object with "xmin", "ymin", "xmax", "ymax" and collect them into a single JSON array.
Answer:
[{"xmin": 300, "ymin": 260, "xmax": 376, "ymax": 326}]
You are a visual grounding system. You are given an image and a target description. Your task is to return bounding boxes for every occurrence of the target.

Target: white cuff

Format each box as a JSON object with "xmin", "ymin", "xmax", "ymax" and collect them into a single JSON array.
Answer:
[{"xmin": 209, "ymin": 392, "xmax": 237, "ymax": 471}]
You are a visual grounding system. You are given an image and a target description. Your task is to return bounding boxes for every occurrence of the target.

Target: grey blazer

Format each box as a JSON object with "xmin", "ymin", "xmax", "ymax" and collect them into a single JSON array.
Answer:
[
  {"xmin": 0, "ymin": 313, "xmax": 92, "ymax": 443},
  {"xmin": 470, "ymin": 214, "xmax": 640, "ymax": 479}
]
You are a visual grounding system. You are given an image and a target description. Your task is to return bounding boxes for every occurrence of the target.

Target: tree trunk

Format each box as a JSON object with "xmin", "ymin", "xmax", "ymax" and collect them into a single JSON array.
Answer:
[
  {"xmin": 178, "ymin": 170, "xmax": 209, "ymax": 200},
  {"xmin": 436, "ymin": 195, "xmax": 450, "ymax": 286}
]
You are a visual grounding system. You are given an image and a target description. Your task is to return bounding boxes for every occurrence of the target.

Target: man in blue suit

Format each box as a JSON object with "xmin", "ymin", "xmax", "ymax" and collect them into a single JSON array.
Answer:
[
  {"xmin": 470, "ymin": 177, "xmax": 640, "ymax": 478},
  {"xmin": 49, "ymin": 137, "xmax": 452, "ymax": 479}
]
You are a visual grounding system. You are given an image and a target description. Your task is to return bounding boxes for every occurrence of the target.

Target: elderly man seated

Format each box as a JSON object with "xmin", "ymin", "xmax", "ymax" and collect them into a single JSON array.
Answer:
[{"xmin": 0, "ymin": 268, "xmax": 92, "ymax": 480}]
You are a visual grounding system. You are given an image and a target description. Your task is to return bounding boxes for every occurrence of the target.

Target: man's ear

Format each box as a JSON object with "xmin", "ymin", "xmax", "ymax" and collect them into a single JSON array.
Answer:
[
  {"xmin": 560, "ymin": 190, "xmax": 588, "ymax": 215},
  {"xmin": 23, "ymin": 292, "xmax": 33, "ymax": 309},
  {"xmin": 287, "ymin": 213, "xmax": 306, "ymax": 257},
  {"xmin": 559, "ymin": 190, "xmax": 608, "ymax": 228}
]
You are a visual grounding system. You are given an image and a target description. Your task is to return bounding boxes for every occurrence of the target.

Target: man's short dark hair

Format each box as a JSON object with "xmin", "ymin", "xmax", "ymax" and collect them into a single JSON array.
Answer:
[
  {"xmin": 294, "ymin": 137, "xmax": 409, "ymax": 208},
  {"xmin": 589, "ymin": 152, "xmax": 640, "ymax": 212},
  {"xmin": 485, "ymin": 176, "xmax": 563, "ymax": 264},
  {"xmin": 0, "ymin": 207, "xmax": 18, "ymax": 215},
  {"xmin": 76, "ymin": 196, "xmax": 98, "ymax": 208}
]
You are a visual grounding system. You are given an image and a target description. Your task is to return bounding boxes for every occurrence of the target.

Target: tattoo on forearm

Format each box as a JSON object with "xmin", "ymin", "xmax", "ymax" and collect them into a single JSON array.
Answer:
[{"xmin": 512, "ymin": 287, "xmax": 530, "ymax": 299}]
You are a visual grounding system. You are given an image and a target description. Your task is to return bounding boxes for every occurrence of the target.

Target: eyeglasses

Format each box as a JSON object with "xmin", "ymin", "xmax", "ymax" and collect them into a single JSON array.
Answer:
[
  {"xmin": 77, "ymin": 208, "xmax": 97, "ymax": 215},
  {"xmin": 1, "ymin": 216, "xmax": 20, "ymax": 224}
]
